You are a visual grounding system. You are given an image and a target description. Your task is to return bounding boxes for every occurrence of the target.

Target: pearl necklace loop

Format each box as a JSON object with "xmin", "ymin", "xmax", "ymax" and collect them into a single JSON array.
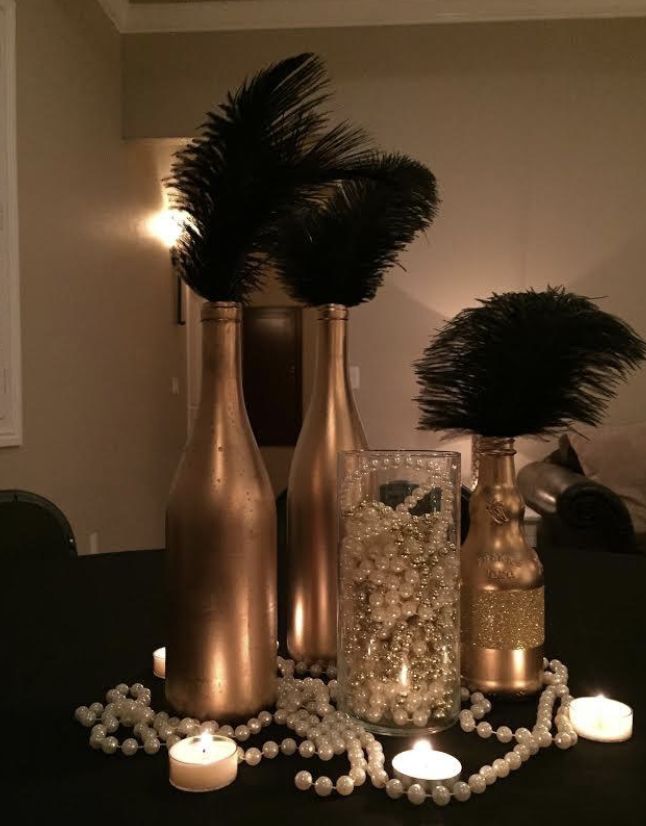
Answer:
[{"xmin": 75, "ymin": 656, "xmax": 575, "ymax": 806}]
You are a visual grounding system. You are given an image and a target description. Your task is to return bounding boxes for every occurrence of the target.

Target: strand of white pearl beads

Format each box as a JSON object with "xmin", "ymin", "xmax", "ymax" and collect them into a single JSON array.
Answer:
[
  {"xmin": 74, "ymin": 657, "xmax": 576, "ymax": 806},
  {"xmin": 73, "ymin": 659, "xmax": 337, "ymax": 758},
  {"xmin": 292, "ymin": 658, "xmax": 576, "ymax": 806}
]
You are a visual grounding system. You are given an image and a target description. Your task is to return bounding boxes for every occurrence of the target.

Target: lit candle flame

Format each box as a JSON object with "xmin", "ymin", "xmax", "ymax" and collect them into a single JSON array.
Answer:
[
  {"xmin": 595, "ymin": 694, "xmax": 606, "ymax": 731},
  {"xmin": 199, "ymin": 732, "xmax": 212, "ymax": 755},
  {"xmin": 413, "ymin": 739, "xmax": 432, "ymax": 754}
]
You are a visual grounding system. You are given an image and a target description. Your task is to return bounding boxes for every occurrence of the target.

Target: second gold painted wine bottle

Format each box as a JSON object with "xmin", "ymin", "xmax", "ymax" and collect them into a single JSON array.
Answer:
[{"xmin": 287, "ymin": 304, "xmax": 367, "ymax": 663}]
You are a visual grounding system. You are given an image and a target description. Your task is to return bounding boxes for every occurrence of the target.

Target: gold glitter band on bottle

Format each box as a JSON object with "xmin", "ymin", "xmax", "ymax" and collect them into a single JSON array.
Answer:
[{"xmin": 462, "ymin": 587, "xmax": 545, "ymax": 650}]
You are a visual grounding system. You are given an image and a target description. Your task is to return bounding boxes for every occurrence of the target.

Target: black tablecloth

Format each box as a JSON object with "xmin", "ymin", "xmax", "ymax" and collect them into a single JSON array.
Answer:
[{"xmin": 5, "ymin": 548, "xmax": 645, "ymax": 825}]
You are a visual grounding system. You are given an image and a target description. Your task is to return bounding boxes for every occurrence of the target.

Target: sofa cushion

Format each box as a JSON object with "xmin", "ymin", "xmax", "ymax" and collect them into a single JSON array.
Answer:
[{"xmin": 566, "ymin": 423, "xmax": 646, "ymax": 535}]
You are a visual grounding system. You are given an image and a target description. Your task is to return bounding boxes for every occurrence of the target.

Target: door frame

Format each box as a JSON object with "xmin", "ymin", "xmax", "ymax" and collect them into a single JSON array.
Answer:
[{"xmin": 0, "ymin": 0, "xmax": 22, "ymax": 447}]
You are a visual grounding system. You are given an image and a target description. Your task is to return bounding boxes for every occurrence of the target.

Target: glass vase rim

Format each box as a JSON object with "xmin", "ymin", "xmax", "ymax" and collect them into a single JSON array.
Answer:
[{"xmin": 340, "ymin": 448, "xmax": 461, "ymax": 459}]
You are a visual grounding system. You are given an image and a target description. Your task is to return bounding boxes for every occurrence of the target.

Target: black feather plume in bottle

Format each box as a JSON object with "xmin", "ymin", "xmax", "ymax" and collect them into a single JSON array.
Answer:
[
  {"xmin": 273, "ymin": 153, "xmax": 439, "ymax": 307},
  {"xmin": 167, "ymin": 53, "xmax": 373, "ymax": 303},
  {"xmin": 414, "ymin": 287, "xmax": 646, "ymax": 437}
]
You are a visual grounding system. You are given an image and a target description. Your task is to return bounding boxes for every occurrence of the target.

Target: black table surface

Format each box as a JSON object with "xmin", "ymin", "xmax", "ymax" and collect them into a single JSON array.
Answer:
[{"xmin": 5, "ymin": 547, "xmax": 645, "ymax": 826}]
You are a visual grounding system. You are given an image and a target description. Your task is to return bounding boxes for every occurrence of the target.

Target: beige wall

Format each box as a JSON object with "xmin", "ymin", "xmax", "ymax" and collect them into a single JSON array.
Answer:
[
  {"xmin": 123, "ymin": 18, "xmax": 646, "ymax": 479},
  {"xmin": 4, "ymin": 10, "xmax": 642, "ymax": 542},
  {"xmin": 0, "ymin": 0, "xmax": 186, "ymax": 553}
]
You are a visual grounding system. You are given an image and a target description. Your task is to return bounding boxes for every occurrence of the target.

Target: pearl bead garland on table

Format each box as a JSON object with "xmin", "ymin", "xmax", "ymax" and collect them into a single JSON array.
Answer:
[{"xmin": 75, "ymin": 656, "xmax": 576, "ymax": 806}]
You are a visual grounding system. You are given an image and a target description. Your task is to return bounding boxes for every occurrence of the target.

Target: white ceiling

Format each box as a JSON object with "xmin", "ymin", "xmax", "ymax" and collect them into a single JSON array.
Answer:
[{"xmin": 98, "ymin": 0, "xmax": 646, "ymax": 34}]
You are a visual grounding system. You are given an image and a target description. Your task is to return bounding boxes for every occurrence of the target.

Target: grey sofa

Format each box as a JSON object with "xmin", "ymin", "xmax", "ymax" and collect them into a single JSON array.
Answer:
[{"xmin": 518, "ymin": 460, "xmax": 643, "ymax": 555}]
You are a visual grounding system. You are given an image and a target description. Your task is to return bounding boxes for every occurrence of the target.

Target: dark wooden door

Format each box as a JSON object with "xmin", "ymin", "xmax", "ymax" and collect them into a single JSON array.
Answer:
[{"xmin": 242, "ymin": 306, "xmax": 302, "ymax": 446}]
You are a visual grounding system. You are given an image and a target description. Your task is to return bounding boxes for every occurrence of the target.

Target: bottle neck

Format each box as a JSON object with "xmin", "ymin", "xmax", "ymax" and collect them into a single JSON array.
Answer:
[
  {"xmin": 199, "ymin": 301, "xmax": 244, "ymax": 409},
  {"xmin": 469, "ymin": 436, "xmax": 526, "ymax": 530},
  {"xmin": 311, "ymin": 304, "xmax": 352, "ymax": 403},
  {"xmin": 475, "ymin": 437, "xmax": 516, "ymax": 488}
]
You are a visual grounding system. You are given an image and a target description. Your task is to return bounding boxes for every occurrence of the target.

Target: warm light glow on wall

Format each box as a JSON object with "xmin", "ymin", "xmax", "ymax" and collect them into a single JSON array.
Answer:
[{"xmin": 148, "ymin": 208, "xmax": 189, "ymax": 249}]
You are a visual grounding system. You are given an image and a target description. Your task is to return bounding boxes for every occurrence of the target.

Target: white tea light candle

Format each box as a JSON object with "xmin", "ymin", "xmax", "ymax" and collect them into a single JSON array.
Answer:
[
  {"xmin": 169, "ymin": 733, "xmax": 238, "ymax": 792},
  {"xmin": 392, "ymin": 740, "xmax": 462, "ymax": 791},
  {"xmin": 153, "ymin": 647, "xmax": 166, "ymax": 678},
  {"xmin": 570, "ymin": 695, "xmax": 633, "ymax": 742}
]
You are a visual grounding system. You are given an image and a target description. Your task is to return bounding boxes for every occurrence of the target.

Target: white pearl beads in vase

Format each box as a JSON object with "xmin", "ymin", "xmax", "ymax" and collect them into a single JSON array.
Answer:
[{"xmin": 337, "ymin": 450, "xmax": 461, "ymax": 735}]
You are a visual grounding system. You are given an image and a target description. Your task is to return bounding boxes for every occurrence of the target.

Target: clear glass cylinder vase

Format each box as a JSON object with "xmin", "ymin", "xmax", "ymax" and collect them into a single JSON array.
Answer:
[{"xmin": 337, "ymin": 450, "xmax": 461, "ymax": 736}]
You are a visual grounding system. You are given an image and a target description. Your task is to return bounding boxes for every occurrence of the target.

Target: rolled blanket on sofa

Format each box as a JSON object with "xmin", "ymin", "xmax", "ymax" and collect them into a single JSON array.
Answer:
[
  {"xmin": 518, "ymin": 462, "xmax": 638, "ymax": 554},
  {"xmin": 557, "ymin": 481, "xmax": 635, "ymax": 547}
]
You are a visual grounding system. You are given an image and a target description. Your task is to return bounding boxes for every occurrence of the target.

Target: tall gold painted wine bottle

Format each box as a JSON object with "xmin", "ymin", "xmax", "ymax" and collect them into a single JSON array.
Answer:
[
  {"xmin": 166, "ymin": 302, "xmax": 277, "ymax": 720},
  {"xmin": 286, "ymin": 304, "xmax": 367, "ymax": 663}
]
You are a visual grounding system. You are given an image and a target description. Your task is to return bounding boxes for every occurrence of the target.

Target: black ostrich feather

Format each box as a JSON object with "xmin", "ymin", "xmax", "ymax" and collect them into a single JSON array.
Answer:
[
  {"xmin": 167, "ymin": 53, "xmax": 373, "ymax": 303},
  {"xmin": 414, "ymin": 287, "xmax": 646, "ymax": 437},
  {"xmin": 273, "ymin": 153, "xmax": 438, "ymax": 307}
]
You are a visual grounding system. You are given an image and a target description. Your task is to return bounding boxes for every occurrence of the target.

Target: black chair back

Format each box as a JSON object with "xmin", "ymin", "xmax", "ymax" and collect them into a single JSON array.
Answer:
[{"xmin": 0, "ymin": 490, "xmax": 77, "ymax": 561}]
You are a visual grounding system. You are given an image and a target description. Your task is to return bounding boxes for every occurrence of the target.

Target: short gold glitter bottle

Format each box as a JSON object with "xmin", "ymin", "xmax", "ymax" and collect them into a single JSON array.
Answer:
[{"xmin": 461, "ymin": 437, "xmax": 544, "ymax": 696}]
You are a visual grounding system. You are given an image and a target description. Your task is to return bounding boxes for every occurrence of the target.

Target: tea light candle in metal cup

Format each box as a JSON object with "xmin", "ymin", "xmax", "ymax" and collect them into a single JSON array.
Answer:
[
  {"xmin": 153, "ymin": 646, "xmax": 166, "ymax": 678},
  {"xmin": 169, "ymin": 733, "xmax": 238, "ymax": 792},
  {"xmin": 392, "ymin": 740, "xmax": 462, "ymax": 792},
  {"xmin": 570, "ymin": 695, "xmax": 633, "ymax": 743}
]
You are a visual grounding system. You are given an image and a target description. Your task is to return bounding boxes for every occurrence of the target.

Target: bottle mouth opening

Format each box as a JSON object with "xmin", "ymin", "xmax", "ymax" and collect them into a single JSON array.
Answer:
[
  {"xmin": 316, "ymin": 304, "xmax": 349, "ymax": 321},
  {"xmin": 476, "ymin": 436, "xmax": 516, "ymax": 456},
  {"xmin": 201, "ymin": 301, "xmax": 241, "ymax": 322}
]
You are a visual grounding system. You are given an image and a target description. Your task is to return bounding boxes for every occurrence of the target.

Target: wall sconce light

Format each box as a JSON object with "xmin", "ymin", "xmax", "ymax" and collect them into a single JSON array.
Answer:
[
  {"xmin": 148, "ymin": 208, "xmax": 189, "ymax": 325},
  {"xmin": 148, "ymin": 208, "xmax": 188, "ymax": 249}
]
